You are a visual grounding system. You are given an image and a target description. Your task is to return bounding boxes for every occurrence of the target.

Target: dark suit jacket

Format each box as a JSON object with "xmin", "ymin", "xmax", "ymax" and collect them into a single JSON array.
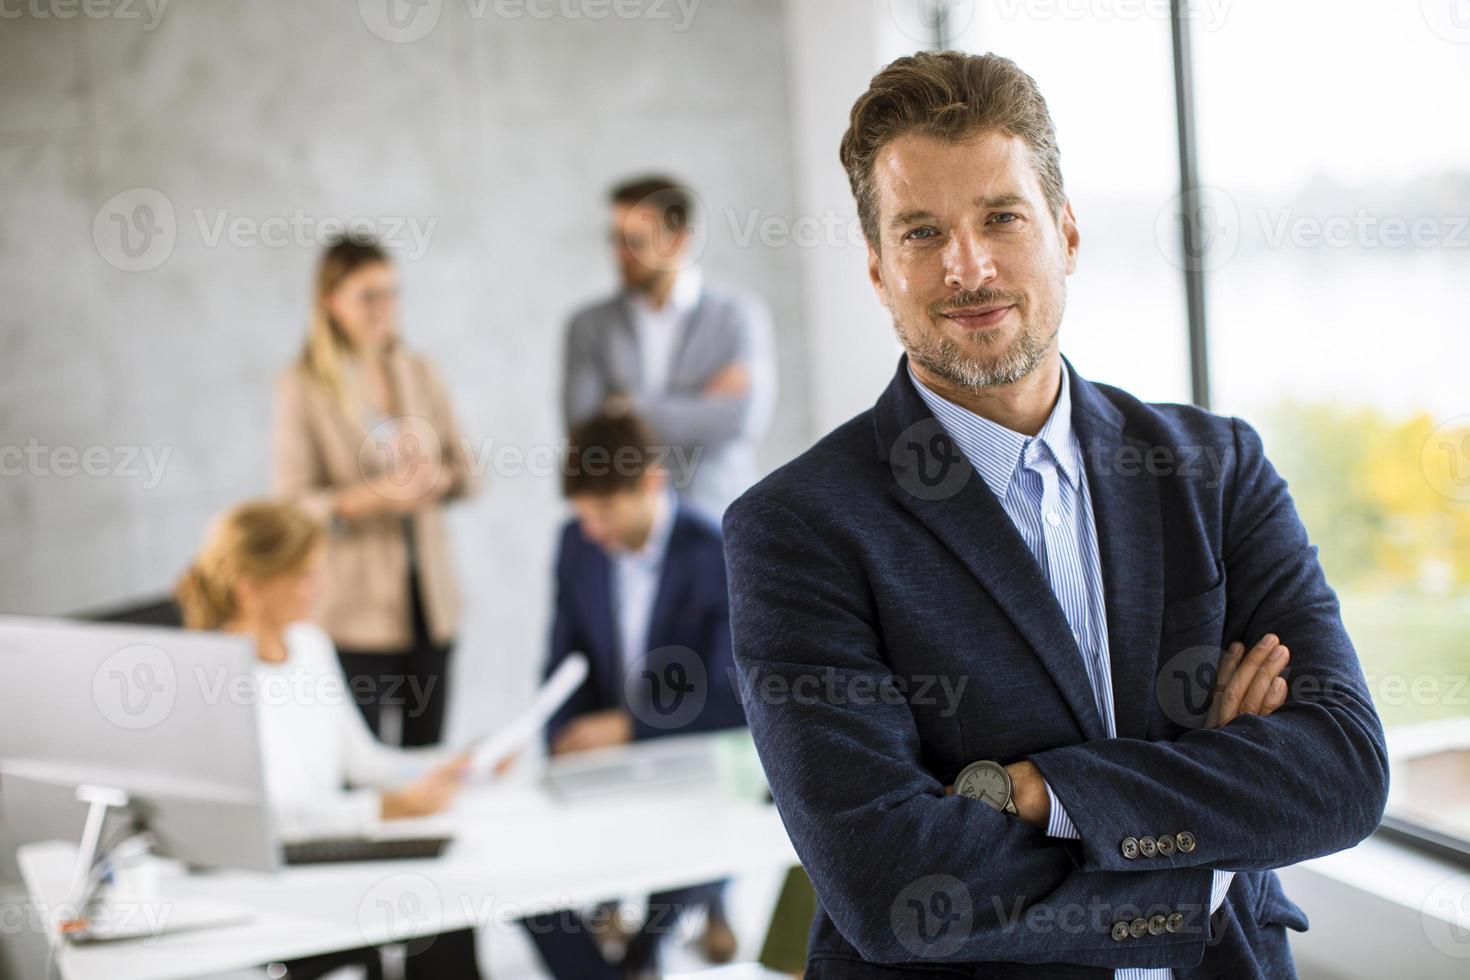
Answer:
[
  {"xmin": 545, "ymin": 501, "xmax": 746, "ymax": 743},
  {"xmin": 723, "ymin": 356, "xmax": 1389, "ymax": 979}
]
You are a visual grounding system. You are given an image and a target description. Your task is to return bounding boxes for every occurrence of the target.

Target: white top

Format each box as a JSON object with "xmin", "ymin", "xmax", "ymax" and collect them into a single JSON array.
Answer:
[
  {"xmin": 254, "ymin": 622, "xmax": 446, "ymax": 841},
  {"xmin": 627, "ymin": 265, "xmax": 703, "ymax": 396},
  {"xmin": 611, "ymin": 489, "xmax": 678, "ymax": 681}
]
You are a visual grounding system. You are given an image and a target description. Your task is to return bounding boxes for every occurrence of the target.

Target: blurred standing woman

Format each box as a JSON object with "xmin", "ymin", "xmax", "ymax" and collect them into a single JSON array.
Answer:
[{"xmin": 273, "ymin": 235, "xmax": 478, "ymax": 746}]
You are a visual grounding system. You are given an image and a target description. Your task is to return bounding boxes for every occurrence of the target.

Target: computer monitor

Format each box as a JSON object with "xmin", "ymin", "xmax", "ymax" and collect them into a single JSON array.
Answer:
[{"xmin": 0, "ymin": 615, "xmax": 279, "ymax": 874}]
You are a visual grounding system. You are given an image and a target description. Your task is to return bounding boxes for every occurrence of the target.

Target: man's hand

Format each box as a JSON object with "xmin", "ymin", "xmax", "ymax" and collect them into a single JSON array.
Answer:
[
  {"xmin": 1207, "ymin": 633, "xmax": 1290, "ymax": 728},
  {"xmin": 702, "ymin": 362, "xmax": 750, "ymax": 397},
  {"xmin": 1003, "ymin": 760, "xmax": 1051, "ymax": 827},
  {"xmin": 550, "ymin": 709, "xmax": 634, "ymax": 756}
]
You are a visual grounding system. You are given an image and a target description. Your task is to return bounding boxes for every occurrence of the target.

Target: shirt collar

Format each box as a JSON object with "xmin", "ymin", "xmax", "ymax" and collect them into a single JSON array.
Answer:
[
  {"xmin": 906, "ymin": 359, "xmax": 1081, "ymax": 498},
  {"xmin": 628, "ymin": 266, "xmax": 702, "ymax": 318}
]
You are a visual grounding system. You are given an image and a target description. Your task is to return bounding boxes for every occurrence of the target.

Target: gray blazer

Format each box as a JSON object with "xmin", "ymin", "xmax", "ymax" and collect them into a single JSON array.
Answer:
[{"xmin": 562, "ymin": 282, "xmax": 776, "ymax": 517}]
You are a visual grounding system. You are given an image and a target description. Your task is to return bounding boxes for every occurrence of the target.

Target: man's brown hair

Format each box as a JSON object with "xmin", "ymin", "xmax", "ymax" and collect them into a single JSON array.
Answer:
[
  {"xmin": 839, "ymin": 51, "xmax": 1065, "ymax": 249},
  {"xmin": 563, "ymin": 410, "xmax": 661, "ymax": 498},
  {"xmin": 610, "ymin": 175, "xmax": 695, "ymax": 234}
]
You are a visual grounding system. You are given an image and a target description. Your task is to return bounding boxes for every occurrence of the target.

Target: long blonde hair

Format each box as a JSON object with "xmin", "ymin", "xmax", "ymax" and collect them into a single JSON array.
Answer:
[
  {"xmin": 299, "ymin": 235, "xmax": 395, "ymax": 414},
  {"xmin": 176, "ymin": 501, "xmax": 325, "ymax": 630}
]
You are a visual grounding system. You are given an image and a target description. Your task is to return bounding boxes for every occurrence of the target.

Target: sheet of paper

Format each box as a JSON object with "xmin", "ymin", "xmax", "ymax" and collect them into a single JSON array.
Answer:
[{"xmin": 468, "ymin": 652, "xmax": 588, "ymax": 775}]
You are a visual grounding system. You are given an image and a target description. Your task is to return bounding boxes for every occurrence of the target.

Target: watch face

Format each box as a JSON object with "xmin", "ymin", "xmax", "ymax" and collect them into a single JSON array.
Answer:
[{"xmin": 955, "ymin": 761, "xmax": 1009, "ymax": 809}]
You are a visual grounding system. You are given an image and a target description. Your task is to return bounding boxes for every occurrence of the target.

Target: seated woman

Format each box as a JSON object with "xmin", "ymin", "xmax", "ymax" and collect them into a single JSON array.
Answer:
[{"xmin": 175, "ymin": 499, "xmax": 483, "ymax": 980}]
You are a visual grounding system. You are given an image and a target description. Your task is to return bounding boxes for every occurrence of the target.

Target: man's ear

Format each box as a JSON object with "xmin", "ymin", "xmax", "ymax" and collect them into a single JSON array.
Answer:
[
  {"xmin": 1060, "ymin": 199, "xmax": 1080, "ymax": 275},
  {"xmin": 867, "ymin": 243, "xmax": 891, "ymax": 310}
]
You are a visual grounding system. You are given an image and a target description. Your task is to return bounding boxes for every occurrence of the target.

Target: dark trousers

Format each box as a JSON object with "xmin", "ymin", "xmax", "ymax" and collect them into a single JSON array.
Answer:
[
  {"xmin": 336, "ymin": 573, "xmax": 453, "ymax": 747},
  {"xmin": 280, "ymin": 926, "xmax": 481, "ymax": 979},
  {"xmin": 523, "ymin": 880, "xmax": 728, "ymax": 979}
]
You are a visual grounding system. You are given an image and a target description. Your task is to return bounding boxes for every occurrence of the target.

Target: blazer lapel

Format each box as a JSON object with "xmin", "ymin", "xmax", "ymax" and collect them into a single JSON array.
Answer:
[
  {"xmin": 1069, "ymin": 370, "xmax": 1163, "ymax": 741},
  {"xmin": 583, "ymin": 545, "xmax": 623, "ymax": 706},
  {"xmin": 873, "ymin": 358, "xmax": 1108, "ymax": 742},
  {"xmin": 646, "ymin": 509, "xmax": 693, "ymax": 652}
]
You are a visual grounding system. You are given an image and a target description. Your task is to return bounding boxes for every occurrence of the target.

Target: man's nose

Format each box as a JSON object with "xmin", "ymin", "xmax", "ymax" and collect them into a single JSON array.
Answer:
[{"xmin": 942, "ymin": 230, "xmax": 998, "ymax": 292}]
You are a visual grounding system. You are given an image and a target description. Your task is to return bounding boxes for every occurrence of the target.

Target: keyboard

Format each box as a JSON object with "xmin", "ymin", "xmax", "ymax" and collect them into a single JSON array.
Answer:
[{"xmin": 282, "ymin": 835, "xmax": 452, "ymax": 865}]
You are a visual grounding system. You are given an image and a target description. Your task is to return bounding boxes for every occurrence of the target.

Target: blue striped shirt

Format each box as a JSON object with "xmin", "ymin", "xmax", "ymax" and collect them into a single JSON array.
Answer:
[{"xmin": 909, "ymin": 363, "xmax": 1231, "ymax": 977}]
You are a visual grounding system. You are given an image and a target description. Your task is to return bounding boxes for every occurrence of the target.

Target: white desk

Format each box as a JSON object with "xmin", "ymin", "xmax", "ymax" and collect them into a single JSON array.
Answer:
[{"xmin": 18, "ymin": 741, "xmax": 797, "ymax": 980}]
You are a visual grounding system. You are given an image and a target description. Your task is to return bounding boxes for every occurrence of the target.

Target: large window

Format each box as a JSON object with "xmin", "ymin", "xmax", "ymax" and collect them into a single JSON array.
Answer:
[
  {"xmin": 1193, "ymin": 0, "xmax": 1470, "ymax": 847},
  {"xmin": 955, "ymin": 0, "xmax": 1470, "ymax": 851}
]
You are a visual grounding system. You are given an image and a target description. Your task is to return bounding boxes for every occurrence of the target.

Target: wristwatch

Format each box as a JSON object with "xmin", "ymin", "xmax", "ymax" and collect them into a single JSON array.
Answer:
[{"xmin": 954, "ymin": 760, "xmax": 1018, "ymax": 815}]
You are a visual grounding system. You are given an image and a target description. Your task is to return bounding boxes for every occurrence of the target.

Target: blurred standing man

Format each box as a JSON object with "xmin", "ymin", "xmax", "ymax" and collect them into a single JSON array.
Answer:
[{"xmin": 563, "ymin": 176, "xmax": 777, "ymax": 519}]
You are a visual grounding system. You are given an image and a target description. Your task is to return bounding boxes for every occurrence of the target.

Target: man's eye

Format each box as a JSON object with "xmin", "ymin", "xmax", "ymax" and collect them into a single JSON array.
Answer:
[
  {"xmin": 904, "ymin": 226, "xmax": 938, "ymax": 241},
  {"xmin": 989, "ymin": 213, "xmax": 1019, "ymax": 224}
]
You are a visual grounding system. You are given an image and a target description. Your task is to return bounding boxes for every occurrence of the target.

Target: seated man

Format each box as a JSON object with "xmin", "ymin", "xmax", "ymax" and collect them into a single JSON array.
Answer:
[{"xmin": 524, "ymin": 409, "xmax": 747, "ymax": 980}]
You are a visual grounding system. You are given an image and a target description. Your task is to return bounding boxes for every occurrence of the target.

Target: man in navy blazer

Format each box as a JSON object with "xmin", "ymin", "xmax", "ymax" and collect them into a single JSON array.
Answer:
[
  {"xmin": 723, "ymin": 52, "xmax": 1388, "ymax": 979},
  {"xmin": 527, "ymin": 409, "xmax": 746, "ymax": 979}
]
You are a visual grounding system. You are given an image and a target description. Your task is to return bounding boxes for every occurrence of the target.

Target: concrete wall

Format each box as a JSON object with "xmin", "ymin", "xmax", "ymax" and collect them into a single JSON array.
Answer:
[{"xmin": 0, "ymin": 0, "xmax": 813, "ymax": 741}]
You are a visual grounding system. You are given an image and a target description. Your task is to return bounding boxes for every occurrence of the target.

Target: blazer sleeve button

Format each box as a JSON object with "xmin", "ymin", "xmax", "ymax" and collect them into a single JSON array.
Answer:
[
  {"xmin": 1129, "ymin": 917, "xmax": 1149, "ymax": 938},
  {"xmin": 1176, "ymin": 830, "xmax": 1196, "ymax": 853},
  {"xmin": 1148, "ymin": 913, "xmax": 1167, "ymax": 935},
  {"xmin": 1157, "ymin": 833, "xmax": 1177, "ymax": 856},
  {"xmin": 1138, "ymin": 835, "xmax": 1158, "ymax": 858},
  {"xmin": 1165, "ymin": 911, "xmax": 1185, "ymax": 933},
  {"xmin": 1111, "ymin": 920, "xmax": 1131, "ymax": 941},
  {"xmin": 1121, "ymin": 836, "xmax": 1140, "ymax": 859}
]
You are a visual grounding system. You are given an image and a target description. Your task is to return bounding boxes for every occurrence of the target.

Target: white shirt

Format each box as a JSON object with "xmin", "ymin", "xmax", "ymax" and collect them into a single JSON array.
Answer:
[
  {"xmin": 254, "ymin": 623, "xmax": 447, "ymax": 841},
  {"xmin": 626, "ymin": 266, "xmax": 703, "ymax": 396},
  {"xmin": 610, "ymin": 490, "xmax": 678, "ymax": 682}
]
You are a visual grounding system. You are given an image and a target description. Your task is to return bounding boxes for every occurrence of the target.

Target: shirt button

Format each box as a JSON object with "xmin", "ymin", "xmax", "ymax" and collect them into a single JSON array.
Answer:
[{"xmin": 1046, "ymin": 511, "xmax": 1062, "ymax": 526}]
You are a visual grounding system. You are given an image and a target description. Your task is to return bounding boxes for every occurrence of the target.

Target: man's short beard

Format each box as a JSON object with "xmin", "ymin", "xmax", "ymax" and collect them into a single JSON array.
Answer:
[{"xmin": 895, "ymin": 291, "xmax": 1062, "ymax": 391}]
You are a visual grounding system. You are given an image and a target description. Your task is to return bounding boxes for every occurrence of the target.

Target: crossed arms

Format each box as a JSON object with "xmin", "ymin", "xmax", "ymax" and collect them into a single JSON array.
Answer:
[{"xmin": 722, "ymin": 419, "xmax": 1389, "ymax": 967}]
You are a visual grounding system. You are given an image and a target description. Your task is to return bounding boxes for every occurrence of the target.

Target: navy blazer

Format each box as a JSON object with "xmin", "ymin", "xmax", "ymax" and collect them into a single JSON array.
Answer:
[
  {"xmin": 723, "ymin": 356, "xmax": 1389, "ymax": 979},
  {"xmin": 545, "ymin": 500, "xmax": 746, "ymax": 743}
]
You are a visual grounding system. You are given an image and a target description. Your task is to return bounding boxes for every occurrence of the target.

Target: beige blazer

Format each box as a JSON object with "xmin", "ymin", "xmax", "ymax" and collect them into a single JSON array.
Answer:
[{"xmin": 272, "ymin": 347, "xmax": 478, "ymax": 651}]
